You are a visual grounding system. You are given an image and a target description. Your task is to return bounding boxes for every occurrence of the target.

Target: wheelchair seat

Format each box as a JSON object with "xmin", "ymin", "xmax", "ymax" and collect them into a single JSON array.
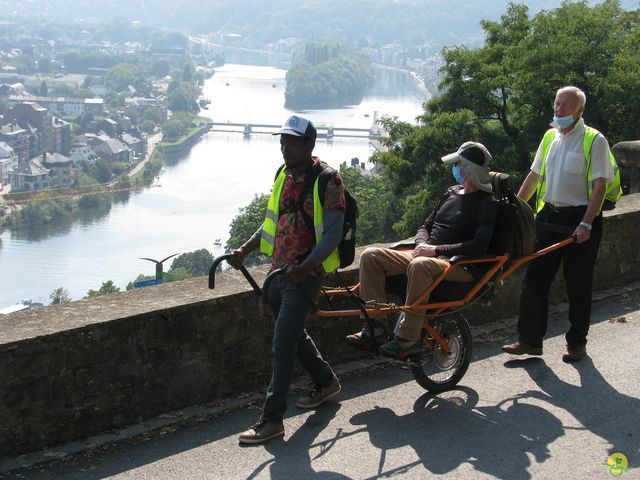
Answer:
[{"xmin": 383, "ymin": 173, "xmax": 517, "ymax": 305}]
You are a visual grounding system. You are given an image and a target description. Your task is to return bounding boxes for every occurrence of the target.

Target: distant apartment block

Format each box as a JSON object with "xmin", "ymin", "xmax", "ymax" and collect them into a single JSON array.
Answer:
[
  {"xmin": 0, "ymin": 141, "xmax": 19, "ymax": 186},
  {"xmin": 0, "ymin": 123, "xmax": 37, "ymax": 162},
  {"xmin": 3, "ymin": 102, "xmax": 71, "ymax": 155},
  {"xmin": 4, "ymin": 101, "xmax": 50, "ymax": 154},
  {"xmin": 8, "ymin": 152, "xmax": 78, "ymax": 192},
  {"xmin": 7, "ymin": 95, "xmax": 105, "ymax": 117}
]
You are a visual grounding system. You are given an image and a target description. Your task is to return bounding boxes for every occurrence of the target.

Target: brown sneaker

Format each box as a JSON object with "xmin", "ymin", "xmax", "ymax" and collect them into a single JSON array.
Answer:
[
  {"xmin": 562, "ymin": 344, "xmax": 586, "ymax": 363},
  {"xmin": 501, "ymin": 341, "xmax": 543, "ymax": 356},
  {"xmin": 296, "ymin": 377, "xmax": 341, "ymax": 409},
  {"xmin": 238, "ymin": 419, "xmax": 284, "ymax": 444}
]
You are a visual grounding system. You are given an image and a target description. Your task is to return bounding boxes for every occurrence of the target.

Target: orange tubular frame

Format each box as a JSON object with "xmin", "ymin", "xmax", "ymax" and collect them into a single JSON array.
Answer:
[
  {"xmin": 208, "ymin": 238, "xmax": 575, "ymax": 356},
  {"xmin": 313, "ymin": 237, "xmax": 575, "ymax": 331}
]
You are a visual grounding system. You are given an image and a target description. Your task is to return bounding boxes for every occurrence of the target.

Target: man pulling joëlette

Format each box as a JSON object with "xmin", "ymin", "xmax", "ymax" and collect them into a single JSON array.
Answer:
[{"xmin": 228, "ymin": 115, "xmax": 345, "ymax": 445}]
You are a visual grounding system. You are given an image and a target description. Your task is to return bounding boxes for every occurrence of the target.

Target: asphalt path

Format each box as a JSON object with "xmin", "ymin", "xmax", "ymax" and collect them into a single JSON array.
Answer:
[{"xmin": 3, "ymin": 286, "xmax": 640, "ymax": 480}]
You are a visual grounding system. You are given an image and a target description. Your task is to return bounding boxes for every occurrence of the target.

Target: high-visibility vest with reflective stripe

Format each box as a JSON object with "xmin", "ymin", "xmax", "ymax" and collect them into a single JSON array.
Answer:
[
  {"xmin": 535, "ymin": 126, "xmax": 621, "ymax": 213},
  {"xmin": 260, "ymin": 167, "xmax": 341, "ymax": 273}
]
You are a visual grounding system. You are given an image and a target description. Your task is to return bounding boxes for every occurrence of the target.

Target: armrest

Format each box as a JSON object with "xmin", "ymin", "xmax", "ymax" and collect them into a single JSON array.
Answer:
[
  {"xmin": 389, "ymin": 241, "xmax": 416, "ymax": 250},
  {"xmin": 449, "ymin": 254, "xmax": 498, "ymax": 265}
]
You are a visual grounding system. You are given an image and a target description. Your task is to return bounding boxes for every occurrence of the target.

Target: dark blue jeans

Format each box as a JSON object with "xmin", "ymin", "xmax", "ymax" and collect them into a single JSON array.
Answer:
[{"xmin": 261, "ymin": 274, "xmax": 335, "ymax": 422}]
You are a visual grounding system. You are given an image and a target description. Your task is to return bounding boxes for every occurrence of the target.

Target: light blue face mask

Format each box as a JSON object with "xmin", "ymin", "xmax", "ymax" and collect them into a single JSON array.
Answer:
[
  {"xmin": 553, "ymin": 114, "xmax": 575, "ymax": 128},
  {"xmin": 452, "ymin": 164, "xmax": 464, "ymax": 184}
]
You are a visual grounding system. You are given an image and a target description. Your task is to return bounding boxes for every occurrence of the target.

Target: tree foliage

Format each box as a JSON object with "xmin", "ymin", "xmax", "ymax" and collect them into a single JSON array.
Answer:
[
  {"xmin": 85, "ymin": 280, "xmax": 120, "ymax": 298},
  {"xmin": 376, "ymin": 0, "xmax": 640, "ymax": 237},
  {"xmin": 105, "ymin": 63, "xmax": 143, "ymax": 92},
  {"xmin": 49, "ymin": 287, "xmax": 72, "ymax": 304},
  {"xmin": 338, "ymin": 165, "xmax": 397, "ymax": 245},
  {"xmin": 285, "ymin": 39, "xmax": 374, "ymax": 109},
  {"xmin": 226, "ymin": 194, "xmax": 270, "ymax": 267},
  {"xmin": 162, "ymin": 113, "xmax": 198, "ymax": 142},
  {"xmin": 168, "ymin": 248, "xmax": 214, "ymax": 277},
  {"xmin": 4, "ymin": 200, "xmax": 74, "ymax": 228}
]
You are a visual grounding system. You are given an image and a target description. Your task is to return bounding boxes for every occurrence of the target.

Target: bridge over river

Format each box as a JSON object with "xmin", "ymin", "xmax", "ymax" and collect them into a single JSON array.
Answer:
[{"xmin": 209, "ymin": 121, "xmax": 384, "ymax": 140}]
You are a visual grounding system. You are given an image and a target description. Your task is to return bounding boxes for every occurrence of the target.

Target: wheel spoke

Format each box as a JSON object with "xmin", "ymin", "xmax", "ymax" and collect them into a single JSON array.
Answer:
[{"xmin": 410, "ymin": 314, "xmax": 472, "ymax": 392}]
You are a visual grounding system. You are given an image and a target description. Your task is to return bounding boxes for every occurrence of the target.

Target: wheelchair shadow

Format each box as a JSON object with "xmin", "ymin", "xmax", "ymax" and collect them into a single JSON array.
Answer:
[
  {"xmin": 505, "ymin": 356, "xmax": 640, "ymax": 467},
  {"xmin": 341, "ymin": 387, "xmax": 563, "ymax": 479},
  {"xmin": 245, "ymin": 403, "xmax": 351, "ymax": 479}
]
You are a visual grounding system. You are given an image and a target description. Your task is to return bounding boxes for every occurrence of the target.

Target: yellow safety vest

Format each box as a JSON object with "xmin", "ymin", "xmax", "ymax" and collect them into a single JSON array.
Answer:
[
  {"xmin": 535, "ymin": 126, "xmax": 621, "ymax": 213},
  {"xmin": 260, "ymin": 166, "xmax": 341, "ymax": 273}
]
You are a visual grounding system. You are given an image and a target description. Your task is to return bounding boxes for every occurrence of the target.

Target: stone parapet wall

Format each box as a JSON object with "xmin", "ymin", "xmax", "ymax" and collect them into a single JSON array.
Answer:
[{"xmin": 1, "ymin": 193, "xmax": 639, "ymax": 458}]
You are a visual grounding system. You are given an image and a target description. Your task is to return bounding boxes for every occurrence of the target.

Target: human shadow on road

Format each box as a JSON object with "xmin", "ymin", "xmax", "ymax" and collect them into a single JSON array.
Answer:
[
  {"xmin": 246, "ymin": 402, "xmax": 351, "ymax": 479},
  {"xmin": 343, "ymin": 387, "xmax": 563, "ymax": 479},
  {"xmin": 506, "ymin": 356, "xmax": 639, "ymax": 470}
]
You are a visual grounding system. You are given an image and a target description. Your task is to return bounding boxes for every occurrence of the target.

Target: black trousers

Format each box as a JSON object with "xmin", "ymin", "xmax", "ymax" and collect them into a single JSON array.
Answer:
[{"xmin": 517, "ymin": 204, "xmax": 603, "ymax": 348}]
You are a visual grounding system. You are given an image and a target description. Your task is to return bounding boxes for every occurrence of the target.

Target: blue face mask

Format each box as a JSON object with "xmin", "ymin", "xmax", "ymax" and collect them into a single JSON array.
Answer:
[
  {"xmin": 553, "ymin": 114, "xmax": 575, "ymax": 128},
  {"xmin": 452, "ymin": 164, "xmax": 464, "ymax": 184}
]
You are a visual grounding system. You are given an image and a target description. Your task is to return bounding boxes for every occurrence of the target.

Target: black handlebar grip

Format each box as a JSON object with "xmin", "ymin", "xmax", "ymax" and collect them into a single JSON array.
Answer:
[{"xmin": 208, "ymin": 254, "xmax": 262, "ymax": 296}]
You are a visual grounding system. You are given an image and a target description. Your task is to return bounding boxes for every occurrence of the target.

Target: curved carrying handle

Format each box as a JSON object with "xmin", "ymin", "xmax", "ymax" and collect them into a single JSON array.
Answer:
[{"xmin": 208, "ymin": 254, "xmax": 262, "ymax": 296}]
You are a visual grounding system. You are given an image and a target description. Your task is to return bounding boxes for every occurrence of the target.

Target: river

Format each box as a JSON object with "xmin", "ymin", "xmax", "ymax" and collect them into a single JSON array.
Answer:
[{"xmin": 0, "ymin": 63, "xmax": 427, "ymax": 306}]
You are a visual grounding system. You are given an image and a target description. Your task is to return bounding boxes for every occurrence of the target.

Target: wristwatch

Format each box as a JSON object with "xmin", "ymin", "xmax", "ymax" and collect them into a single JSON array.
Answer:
[{"xmin": 579, "ymin": 221, "xmax": 592, "ymax": 231}]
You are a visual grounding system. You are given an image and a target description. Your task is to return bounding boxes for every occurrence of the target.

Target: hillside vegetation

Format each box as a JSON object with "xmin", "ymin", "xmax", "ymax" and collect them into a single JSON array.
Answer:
[{"xmin": 285, "ymin": 40, "xmax": 374, "ymax": 109}]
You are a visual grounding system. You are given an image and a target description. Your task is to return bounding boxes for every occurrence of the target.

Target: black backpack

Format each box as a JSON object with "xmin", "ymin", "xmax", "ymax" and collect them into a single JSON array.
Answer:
[
  {"xmin": 489, "ymin": 172, "xmax": 536, "ymax": 257},
  {"xmin": 277, "ymin": 162, "xmax": 358, "ymax": 269}
]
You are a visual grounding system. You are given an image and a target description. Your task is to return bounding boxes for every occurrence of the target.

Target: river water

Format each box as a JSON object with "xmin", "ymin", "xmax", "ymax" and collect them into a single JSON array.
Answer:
[{"xmin": 0, "ymin": 63, "xmax": 427, "ymax": 306}]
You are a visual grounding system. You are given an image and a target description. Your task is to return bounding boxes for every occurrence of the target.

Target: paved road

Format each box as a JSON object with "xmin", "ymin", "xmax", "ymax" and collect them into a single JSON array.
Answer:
[
  {"xmin": 128, "ymin": 133, "xmax": 162, "ymax": 178},
  {"xmin": 3, "ymin": 286, "xmax": 640, "ymax": 479}
]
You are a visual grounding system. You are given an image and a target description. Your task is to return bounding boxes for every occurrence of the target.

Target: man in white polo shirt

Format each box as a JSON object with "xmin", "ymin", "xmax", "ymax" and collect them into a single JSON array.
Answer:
[{"xmin": 503, "ymin": 86, "xmax": 614, "ymax": 363}]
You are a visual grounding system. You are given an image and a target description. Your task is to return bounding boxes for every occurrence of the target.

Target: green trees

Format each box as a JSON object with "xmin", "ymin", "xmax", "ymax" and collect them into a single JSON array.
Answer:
[
  {"xmin": 3, "ymin": 200, "xmax": 74, "ymax": 229},
  {"xmin": 226, "ymin": 194, "xmax": 270, "ymax": 267},
  {"xmin": 285, "ymin": 39, "xmax": 374, "ymax": 109},
  {"xmin": 338, "ymin": 165, "xmax": 396, "ymax": 245},
  {"xmin": 161, "ymin": 113, "xmax": 197, "ymax": 142},
  {"xmin": 49, "ymin": 287, "xmax": 72, "ymax": 304},
  {"xmin": 168, "ymin": 249, "xmax": 214, "ymax": 277},
  {"xmin": 375, "ymin": 0, "xmax": 640, "ymax": 237},
  {"xmin": 85, "ymin": 280, "xmax": 120, "ymax": 298},
  {"xmin": 105, "ymin": 63, "xmax": 143, "ymax": 92}
]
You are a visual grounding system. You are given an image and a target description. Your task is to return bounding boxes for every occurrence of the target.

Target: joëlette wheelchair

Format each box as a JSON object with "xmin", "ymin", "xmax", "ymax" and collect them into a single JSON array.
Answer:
[{"xmin": 208, "ymin": 173, "xmax": 573, "ymax": 393}]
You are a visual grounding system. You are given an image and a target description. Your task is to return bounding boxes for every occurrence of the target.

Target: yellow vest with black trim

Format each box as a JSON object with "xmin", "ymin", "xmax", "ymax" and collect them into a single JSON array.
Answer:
[
  {"xmin": 535, "ymin": 126, "xmax": 621, "ymax": 213},
  {"xmin": 259, "ymin": 166, "xmax": 341, "ymax": 273}
]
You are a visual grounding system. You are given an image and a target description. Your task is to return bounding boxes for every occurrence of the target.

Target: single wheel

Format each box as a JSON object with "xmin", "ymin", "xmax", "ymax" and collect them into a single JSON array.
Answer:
[{"xmin": 410, "ymin": 313, "xmax": 472, "ymax": 392}]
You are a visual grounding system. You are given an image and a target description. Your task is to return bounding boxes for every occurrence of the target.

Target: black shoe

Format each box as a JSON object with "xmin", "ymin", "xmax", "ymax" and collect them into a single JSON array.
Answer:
[
  {"xmin": 502, "ymin": 341, "xmax": 543, "ymax": 356},
  {"xmin": 562, "ymin": 344, "xmax": 586, "ymax": 363}
]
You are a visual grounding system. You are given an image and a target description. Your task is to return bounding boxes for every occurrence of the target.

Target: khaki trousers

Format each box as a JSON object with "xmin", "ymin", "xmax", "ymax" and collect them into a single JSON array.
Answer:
[{"xmin": 358, "ymin": 246, "xmax": 473, "ymax": 342}]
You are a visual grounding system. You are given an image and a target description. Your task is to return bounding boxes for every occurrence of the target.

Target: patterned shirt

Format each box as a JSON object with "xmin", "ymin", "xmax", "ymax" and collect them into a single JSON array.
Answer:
[{"xmin": 271, "ymin": 158, "xmax": 346, "ymax": 272}]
